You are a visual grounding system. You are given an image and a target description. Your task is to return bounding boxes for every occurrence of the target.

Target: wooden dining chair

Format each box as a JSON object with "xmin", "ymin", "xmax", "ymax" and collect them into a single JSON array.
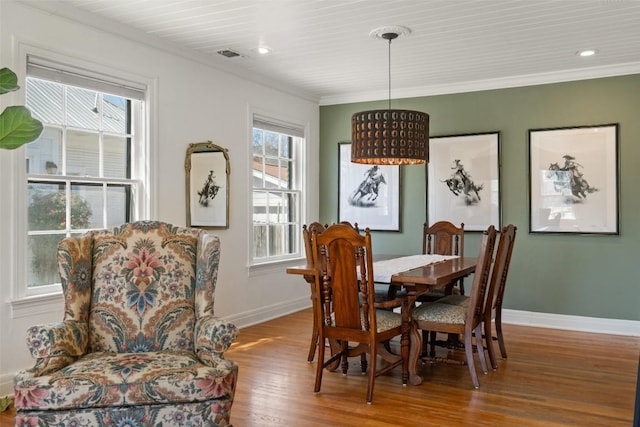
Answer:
[
  {"xmin": 483, "ymin": 224, "xmax": 517, "ymax": 369},
  {"xmin": 302, "ymin": 222, "xmax": 327, "ymax": 363},
  {"xmin": 417, "ymin": 221, "xmax": 465, "ymax": 354},
  {"xmin": 422, "ymin": 220, "xmax": 465, "ymax": 295},
  {"xmin": 303, "ymin": 221, "xmax": 362, "ymax": 363},
  {"xmin": 437, "ymin": 224, "xmax": 517, "ymax": 370},
  {"xmin": 311, "ymin": 223, "xmax": 405, "ymax": 404},
  {"xmin": 411, "ymin": 225, "xmax": 497, "ymax": 389}
]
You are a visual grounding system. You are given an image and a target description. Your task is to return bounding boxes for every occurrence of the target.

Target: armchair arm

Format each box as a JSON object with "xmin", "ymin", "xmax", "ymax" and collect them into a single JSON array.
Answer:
[
  {"xmin": 26, "ymin": 320, "xmax": 89, "ymax": 376},
  {"xmin": 195, "ymin": 316, "xmax": 238, "ymax": 368}
]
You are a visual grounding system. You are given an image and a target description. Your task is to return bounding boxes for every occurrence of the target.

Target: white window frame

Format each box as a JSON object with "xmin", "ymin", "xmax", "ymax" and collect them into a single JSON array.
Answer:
[
  {"xmin": 7, "ymin": 45, "xmax": 155, "ymax": 304},
  {"xmin": 249, "ymin": 109, "xmax": 306, "ymax": 268}
]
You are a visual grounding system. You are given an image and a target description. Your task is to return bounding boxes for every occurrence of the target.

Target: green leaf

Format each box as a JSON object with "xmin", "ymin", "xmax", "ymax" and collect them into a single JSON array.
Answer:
[
  {"xmin": 0, "ymin": 395, "xmax": 12, "ymax": 412},
  {"xmin": 0, "ymin": 67, "xmax": 20, "ymax": 95},
  {"xmin": 0, "ymin": 106, "xmax": 44, "ymax": 150}
]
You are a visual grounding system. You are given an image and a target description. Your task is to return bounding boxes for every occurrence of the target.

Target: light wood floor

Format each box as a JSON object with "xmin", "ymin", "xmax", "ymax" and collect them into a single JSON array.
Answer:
[{"xmin": 2, "ymin": 308, "xmax": 638, "ymax": 426}]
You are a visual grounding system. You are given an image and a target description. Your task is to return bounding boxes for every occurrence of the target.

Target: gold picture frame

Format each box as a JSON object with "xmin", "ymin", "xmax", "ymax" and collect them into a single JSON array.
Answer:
[{"xmin": 185, "ymin": 141, "xmax": 230, "ymax": 229}]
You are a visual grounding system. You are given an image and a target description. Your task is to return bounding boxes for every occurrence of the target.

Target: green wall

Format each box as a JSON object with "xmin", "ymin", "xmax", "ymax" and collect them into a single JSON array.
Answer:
[{"xmin": 319, "ymin": 74, "xmax": 640, "ymax": 321}]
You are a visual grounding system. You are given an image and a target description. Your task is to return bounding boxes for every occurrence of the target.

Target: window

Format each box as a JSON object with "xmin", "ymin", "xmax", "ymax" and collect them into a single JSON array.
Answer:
[
  {"xmin": 251, "ymin": 115, "xmax": 304, "ymax": 264},
  {"xmin": 24, "ymin": 56, "xmax": 147, "ymax": 295}
]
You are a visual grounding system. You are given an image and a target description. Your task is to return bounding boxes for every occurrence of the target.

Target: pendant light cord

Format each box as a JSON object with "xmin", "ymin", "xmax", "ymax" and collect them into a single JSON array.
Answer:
[{"xmin": 388, "ymin": 37, "xmax": 392, "ymax": 111}]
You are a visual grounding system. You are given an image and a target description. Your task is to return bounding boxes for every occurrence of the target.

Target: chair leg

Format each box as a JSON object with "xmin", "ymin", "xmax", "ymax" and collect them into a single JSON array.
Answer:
[
  {"xmin": 474, "ymin": 324, "xmax": 488, "ymax": 374},
  {"xmin": 464, "ymin": 329, "xmax": 479, "ymax": 389},
  {"xmin": 340, "ymin": 341, "xmax": 349, "ymax": 375},
  {"xmin": 307, "ymin": 325, "xmax": 318, "ymax": 363},
  {"xmin": 429, "ymin": 331, "xmax": 437, "ymax": 357},
  {"xmin": 496, "ymin": 312, "xmax": 508, "ymax": 359},
  {"xmin": 485, "ymin": 320, "xmax": 498, "ymax": 370},
  {"xmin": 366, "ymin": 345, "xmax": 376, "ymax": 404},
  {"xmin": 360, "ymin": 353, "xmax": 368, "ymax": 374},
  {"xmin": 314, "ymin": 338, "xmax": 325, "ymax": 393}
]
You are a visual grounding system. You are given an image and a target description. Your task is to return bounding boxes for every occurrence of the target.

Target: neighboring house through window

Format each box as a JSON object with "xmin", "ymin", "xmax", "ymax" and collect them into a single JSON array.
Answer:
[
  {"xmin": 24, "ymin": 55, "xmax": 148, "ymax": 296},
  {"xmin": 251, "ymin": 114, "xmax": 304, "ymax": 265}
]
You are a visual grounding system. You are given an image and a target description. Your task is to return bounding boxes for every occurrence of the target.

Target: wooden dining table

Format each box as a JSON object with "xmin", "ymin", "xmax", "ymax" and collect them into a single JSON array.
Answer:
[{"xmin": 286, "ymin": 255, "xmax": 477, "ymax": 386}]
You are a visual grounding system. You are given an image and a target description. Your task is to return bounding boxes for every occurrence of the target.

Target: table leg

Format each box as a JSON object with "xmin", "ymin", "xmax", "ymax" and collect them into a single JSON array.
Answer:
[{"xmin": 401, "ymin": 294, "xmax": 423, "ymax": 386}]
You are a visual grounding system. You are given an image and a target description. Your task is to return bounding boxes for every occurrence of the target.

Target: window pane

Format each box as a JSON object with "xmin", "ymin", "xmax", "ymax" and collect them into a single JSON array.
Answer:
[
  {"xmin": 266, "ymin": 191, "xmax": 295, "ymax": 223},
  {"xmin": 264, "ymin": 131, "xmax": 278, "ymax": 156},
  {"xmin": 280, "ymin": 137, "xmax": 290, "ymax": 158},
  {"xmin": 67, "ymin": 87, "xmax": 100, "ymax": 130},
  {"xmin": 72, "ymin": 184, "xmax": 102, "ymax": 229},
  {"xmin": 26, "ymin": 78, "xmax": 63, "ymax": 125},
  {"xmin": 252, "ymin": 129, "xmax": 263, "ymax": 155},
  {"xmin": 285, "ymin": 192, "xmax": 298, "ymax": 223},
  {"xmin": 28, "ymin": 183, "xmax": 66, "ymax": 231},
  {"xmin": 27, "ymin": 234, "xmax": 65, "ymax": 287},
  {"xmin": 102, "ymin": 95, "xmax": 128, "ymax": 134},
  {"xmin": 279, "ymin": 160, "xmax": 291, "ymax": 189},
  {"xmin": 26, "ymin": 127, "xmax": 63, "ymax": 175},
  {"xmin": 253, "ymin": 225, "xmax": 267, "ymax": 258},
  {"xmin": 106, "ymin": 185, "xmax": 129, "ymax": 227},
  {"xmin": 104, "ymin": 134, "xmax": 128, "ymax": 178},
  {"xmin": 67, "ymin": 130, "xmax": 99, "ymax": 176},
  {"xmin": 269, "ymin": 224, "xmax": 286, "ymax": 257}
]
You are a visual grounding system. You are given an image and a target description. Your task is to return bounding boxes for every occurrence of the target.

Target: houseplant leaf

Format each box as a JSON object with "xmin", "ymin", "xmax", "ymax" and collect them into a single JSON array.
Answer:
[
  {"xmin": 0, "ymin": 67, "xmax": 20, "ymax": 95},
  {"xmin": 0, "ymin": 105, "xmax": 44, "ymax": 150}
]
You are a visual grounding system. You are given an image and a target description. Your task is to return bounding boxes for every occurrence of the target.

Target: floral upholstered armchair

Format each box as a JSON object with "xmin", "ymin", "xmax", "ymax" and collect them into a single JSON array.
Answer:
[{"xmin": 14, "ymin": 221, "xmax": 239, "ymax": 426}]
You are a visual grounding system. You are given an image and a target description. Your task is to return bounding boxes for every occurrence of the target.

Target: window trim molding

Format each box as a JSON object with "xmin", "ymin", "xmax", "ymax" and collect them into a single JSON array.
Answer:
[
  {"xmin": 247, "ymin": 105, "xmax": 308, "ymax": 269},
  {"xmin": 6, "ymin": 41, "xmax": 157, "ymax": 304}
]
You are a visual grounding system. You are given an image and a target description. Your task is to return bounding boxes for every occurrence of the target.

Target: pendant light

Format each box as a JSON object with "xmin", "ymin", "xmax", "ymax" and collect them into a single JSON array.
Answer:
[{"xmin": 351, "ymin": 26, "xmax": 429, "ymax": 165}]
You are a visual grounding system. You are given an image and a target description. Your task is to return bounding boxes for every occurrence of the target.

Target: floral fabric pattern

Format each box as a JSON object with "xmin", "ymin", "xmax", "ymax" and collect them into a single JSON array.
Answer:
[
  {"xmin": 15, "ymin": 350, "xmax": 236, "ymax": 410},
  {"xmin": 14, "ymin": 400, "xmax": 233, "ymax": 427},
  {"xmin": 412, "ymin": 302, "xmax": 467, "ymax": 324},
  {"xmin": 15, "ymin": 221, "xmax": 238, "ymax": 426}
]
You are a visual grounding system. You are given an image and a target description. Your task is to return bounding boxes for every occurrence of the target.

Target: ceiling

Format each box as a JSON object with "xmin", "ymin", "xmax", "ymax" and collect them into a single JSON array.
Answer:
[{"xmin": 30, "ymin": 0, "xmax": 640, "ymax": 104}]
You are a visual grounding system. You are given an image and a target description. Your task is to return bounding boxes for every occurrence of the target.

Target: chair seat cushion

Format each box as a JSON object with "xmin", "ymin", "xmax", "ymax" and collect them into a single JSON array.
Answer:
[
  {"xmin": 14, "ymin": 350, "xmax": 237, "ymax": 411},
  {"xmin": 374, "ymin": 309, "xmax": 402, "ymax": 331},
  {"xmin": 437, "ymin": 294, "xmax": 470, "ymax": 307},
  {"xmin": 412, "ymin": 302, "xmax": 467, "ymax": 325}
]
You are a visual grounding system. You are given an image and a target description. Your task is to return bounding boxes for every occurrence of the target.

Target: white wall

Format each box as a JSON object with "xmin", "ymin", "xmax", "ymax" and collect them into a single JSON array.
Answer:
[{"xmin": 0, "ymin": 0, "xmax": 319, "ymax": 395}]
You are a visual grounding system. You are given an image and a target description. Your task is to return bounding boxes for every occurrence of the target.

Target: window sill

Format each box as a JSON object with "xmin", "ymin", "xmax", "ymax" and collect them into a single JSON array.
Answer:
[
  {"xmin": 10, "ymin": 292, "xmax": 64, "ymax": 319},
  {"xmin": 248, "ymin": 257, "xmax": 305, "ymax": 277}
]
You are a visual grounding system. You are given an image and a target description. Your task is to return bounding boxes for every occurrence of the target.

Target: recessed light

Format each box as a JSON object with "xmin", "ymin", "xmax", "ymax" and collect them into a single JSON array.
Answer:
[
  {"xmin": 577, "ymin": 49, "xmax": 598, "ymax": 57},
  {"xmin": 256, "ymin": 46, "xmax": 271, "ymax": 55}
]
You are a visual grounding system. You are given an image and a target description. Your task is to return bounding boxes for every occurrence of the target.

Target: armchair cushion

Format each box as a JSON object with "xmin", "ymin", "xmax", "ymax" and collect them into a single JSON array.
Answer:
[{"xmin": 14, "ymin": 350, "xmax": 237, "ymax": 411}]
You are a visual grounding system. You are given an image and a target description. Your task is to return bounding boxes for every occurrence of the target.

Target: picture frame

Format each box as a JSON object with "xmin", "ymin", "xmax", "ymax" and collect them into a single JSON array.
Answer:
[
  {"xmin": 427, "ymin": 132, "xmax": 501, "ymax": 231},
  {"xmin": 528, "ymin": 124, "xmax": 619, "ymax": 234},
  {"xmin": 185, "ymin": 141, "xmax": 230, "ymax": 229},
  {"xmin": 338, "ymin": 142, "xmax": 401, "ymax": 231}
]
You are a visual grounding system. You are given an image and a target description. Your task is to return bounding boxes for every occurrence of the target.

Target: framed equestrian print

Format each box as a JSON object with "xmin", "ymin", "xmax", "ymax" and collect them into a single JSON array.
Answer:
[
  {"xmin": 185, "ymin": 141, "xmax": 230, "ymax": 229},
  {"xmin": 338, "ymin": 142, "xmax": 401, "ymax": 231},
  {"xmin": 427, "ymin": 132, "xmax": 501, "ymax": 231},
  {"xmin": 529, "ymin": 124, "xmax": 619, "ymax": 234}
]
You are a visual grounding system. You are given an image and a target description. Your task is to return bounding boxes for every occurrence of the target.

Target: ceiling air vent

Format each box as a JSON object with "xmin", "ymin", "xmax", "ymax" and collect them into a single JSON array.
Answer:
[{"xmin": 217, "ymin": 49, "xmax": 241, "ymax": 58}]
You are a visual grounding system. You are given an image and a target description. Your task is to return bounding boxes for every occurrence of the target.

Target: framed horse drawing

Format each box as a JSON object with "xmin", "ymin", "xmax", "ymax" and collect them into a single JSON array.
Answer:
[
  {"xmin": 338, "ymin": 142, "xmax": 400, "ymax": 231},
  {"xmin": 185, "ymin": 141, "xmax": 230, "ymax": 229},
  {"xmin": 528, "ymin": 124, "xmax": 619, "ymax": 234},
  {"xmin": 427, "ymin": 132, "xmax": 501, "ymax": 231}
]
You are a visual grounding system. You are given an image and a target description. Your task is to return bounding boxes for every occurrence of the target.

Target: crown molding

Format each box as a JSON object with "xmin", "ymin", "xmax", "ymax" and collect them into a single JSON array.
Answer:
[{"xmin": 320, "ymin": 62, "xmax": 640, "ymax": 106}]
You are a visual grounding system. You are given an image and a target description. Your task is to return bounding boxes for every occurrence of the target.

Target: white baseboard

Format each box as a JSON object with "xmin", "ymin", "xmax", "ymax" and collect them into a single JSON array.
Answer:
[
  {"xmin": 225, "ymin": 296, "xmax": 311, "ymax": 329},
  {"xmin": 503, "ymin": 309, "xmax": 640, "ymax": 337}
]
